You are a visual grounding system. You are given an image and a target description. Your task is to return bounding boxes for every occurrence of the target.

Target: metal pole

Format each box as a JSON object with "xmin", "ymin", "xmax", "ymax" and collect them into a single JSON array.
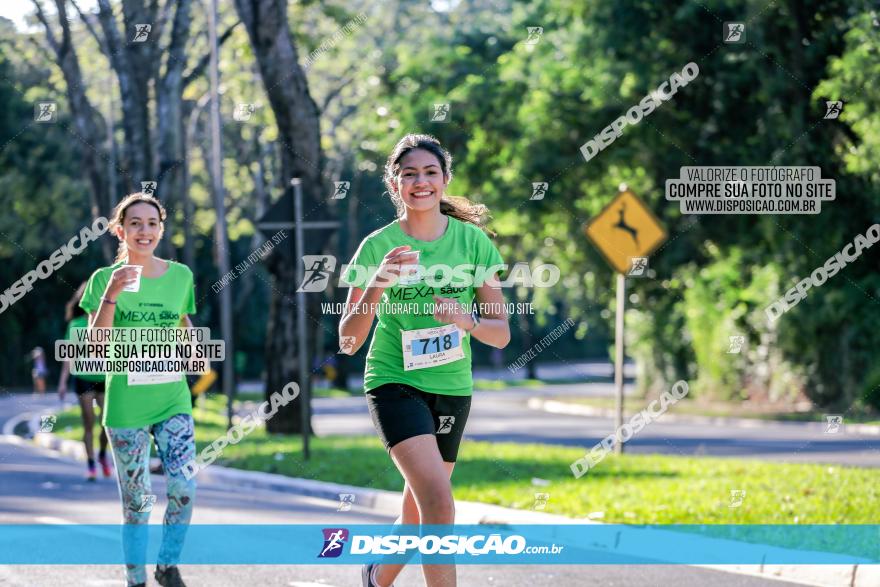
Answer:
[
  {"xmin": 184, "ymin": 93, "xmax": 211, "ymax": 271},
  {"xmin": 613, "ymin": 272, "xmax": 626, "ymax": 454},
  {"xmin": 292, "ymin": 178, "xmax": 310, "ymax": 460},
  {"xmin": 207, "ymin": 0, "xmax": 235, "ymax": 429}
]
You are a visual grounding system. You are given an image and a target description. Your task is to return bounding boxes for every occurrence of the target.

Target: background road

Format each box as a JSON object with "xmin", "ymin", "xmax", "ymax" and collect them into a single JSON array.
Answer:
[
  {"xmin": 0, "ymin": 392, "xmax": 806, "ymax": 587},
  {"xmin": 313, "ymin": 388, "xmax": 880, "ymax": 467}
]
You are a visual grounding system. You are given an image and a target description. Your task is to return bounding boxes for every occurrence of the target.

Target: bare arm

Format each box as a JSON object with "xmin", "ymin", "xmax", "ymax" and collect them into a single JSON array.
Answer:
[
  {"xmin": 432, "ymin": 279, "xmax": 511, "ymax": 349},
  {"xmin": 468, "ymin": 281, "xmax": 511, "ymax": 349},
  {"xmin": 338, "ymin": 245, "xmax": 418, "ymax": 355},
  {"xmin": 88, "ymin": 266, "xmax": 139, "ymax": 329},
  {"xmin": 338, "ymin": 285, "xmax": 385, "ymax": 355}
]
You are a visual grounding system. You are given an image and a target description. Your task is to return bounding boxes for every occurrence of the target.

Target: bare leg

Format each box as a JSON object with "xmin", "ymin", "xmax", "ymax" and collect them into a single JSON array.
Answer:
[
  {"xmin": 374, "ymin": 462, "xmax": 455, "ymax": 587},
  {"xmin": 78, "ymin": 391, "xmax": 96, "ymax": 462},
  {"xmin": 381, "ymin": 435, "xmax": 456, "ymax": 587},
  {"xmin": 95, "ymin": 392, "xmax": 109, "ymax": 455}
]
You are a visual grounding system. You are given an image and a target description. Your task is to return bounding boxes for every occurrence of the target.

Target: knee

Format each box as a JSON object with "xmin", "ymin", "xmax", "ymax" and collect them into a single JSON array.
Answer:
[
  {"xmin": 416, "ymin": 486, "xmax": 455, "ymax": 523},
  {"xmin": 402, "ymin": 489, "xmax": 420, "ymax": 521},
  {"xmin": 166, "ymin": 476, "xmax": 196, "ymax": 508}
]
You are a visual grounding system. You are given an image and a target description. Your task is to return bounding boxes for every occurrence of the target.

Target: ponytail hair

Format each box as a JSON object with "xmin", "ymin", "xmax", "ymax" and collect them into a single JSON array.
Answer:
[
  {"xmin": 109, "ymin": 192, "xmax": 167, "ymax": 263},
  {"xmin": 383, "ymin": 133, "xmax": 495, "ymax": 236}
]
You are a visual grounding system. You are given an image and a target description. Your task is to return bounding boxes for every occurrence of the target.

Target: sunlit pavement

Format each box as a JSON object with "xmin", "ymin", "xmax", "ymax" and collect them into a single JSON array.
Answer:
[{"xmin": 0, "ymin": 393, "xmax": 806, "ymax": 587}]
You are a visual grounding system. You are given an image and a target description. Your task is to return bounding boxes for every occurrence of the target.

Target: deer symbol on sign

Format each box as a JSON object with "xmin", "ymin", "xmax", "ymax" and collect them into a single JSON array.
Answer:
[{"xmin": 614, "ymin": 203, "xmax": 639, "ymax": 246}]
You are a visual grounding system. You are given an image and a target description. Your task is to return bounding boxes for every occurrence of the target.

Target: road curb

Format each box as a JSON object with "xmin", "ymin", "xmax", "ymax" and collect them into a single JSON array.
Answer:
[
  {"xmin": 10, "ymin": 423, "xmax": 579, "ymax": 526},
  {"xmin": 527, "ymin": 398, "xmax": 880, "ymax": 435},
  {"xmin": 4, "ymin": 412, "xmax": 875, "ymax": 586},
  {"xmin": 194, "ymin": 464, "xmax": 581, "ymax": 525}
]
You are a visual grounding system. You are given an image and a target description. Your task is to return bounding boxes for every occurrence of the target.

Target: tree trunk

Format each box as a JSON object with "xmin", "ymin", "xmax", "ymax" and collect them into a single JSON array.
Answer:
[
  {"xmin": 34, "ymin": 0, "xmax": 113, "ymax": 262},
  {"xmin": 156, "ymin": 0, "xmax": 193, "ymax": 258},
  {"xmin": 96, "ymin": 0, "xmax": 157, "ymax": 189},
  {"xmin": 234, "ymin": 0, "xmax": 326, "ymax": 434}
]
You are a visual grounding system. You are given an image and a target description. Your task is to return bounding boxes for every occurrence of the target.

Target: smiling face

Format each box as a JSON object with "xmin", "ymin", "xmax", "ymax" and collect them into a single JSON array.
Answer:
[
  {"xmin": 393, "ymin": 148, "xmax": 449, "ymax": 213},
  {"xmin": 115, "ymin": 202, "xmax": 163, "ymax": 258}
]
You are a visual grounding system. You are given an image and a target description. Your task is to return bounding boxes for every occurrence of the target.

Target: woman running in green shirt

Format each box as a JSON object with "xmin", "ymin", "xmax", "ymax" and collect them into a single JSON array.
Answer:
[
  {"xmin": 340, "ymin": 134, "xmax": 510, "ymax": 587},
  {"xmin": 82, "ymin": 193, "xmax": 197, "ymax": 587},
  {"xmin": 58, "ymin": 282, "xmax": 111, "ymax": 480}
]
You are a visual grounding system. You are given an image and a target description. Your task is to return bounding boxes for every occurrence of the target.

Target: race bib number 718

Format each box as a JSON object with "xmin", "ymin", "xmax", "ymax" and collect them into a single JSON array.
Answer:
[{"xmin": 401, "ymin": 323, "xmax": 465, "ymax": 371}]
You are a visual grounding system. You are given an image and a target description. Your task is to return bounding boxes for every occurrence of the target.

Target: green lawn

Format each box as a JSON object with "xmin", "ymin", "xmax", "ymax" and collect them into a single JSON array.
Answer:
[
  {"xmin": 51, "ymin": 394, "xmax": 879, "ymax": 525},
  {"xmin": 473, "ymin": 378, "xmax": 544, "ymax": 390}
]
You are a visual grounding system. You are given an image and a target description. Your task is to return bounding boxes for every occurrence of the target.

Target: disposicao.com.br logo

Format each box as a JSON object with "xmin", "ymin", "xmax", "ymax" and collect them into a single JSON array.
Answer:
[
  {"xmin": 317, "ymin": 528, "xmax": 564, "ymax": 558},
  {"xmin": 318, "ymin": 528, "xmax": 349, "ymax": 558},
  {"xmin": 297, "ymin": 254, "xmax": 560, "ymax": 292}
]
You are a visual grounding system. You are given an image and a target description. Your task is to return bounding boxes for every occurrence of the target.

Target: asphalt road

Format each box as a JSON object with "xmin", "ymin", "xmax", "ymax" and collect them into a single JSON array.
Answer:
[
  {"xmin": 308, "ymin": 387, "xmax": 880, "ymax": 467},
  {"xmin": 0, "ymin": 392, "xmax": 806, "ymax": 587}
]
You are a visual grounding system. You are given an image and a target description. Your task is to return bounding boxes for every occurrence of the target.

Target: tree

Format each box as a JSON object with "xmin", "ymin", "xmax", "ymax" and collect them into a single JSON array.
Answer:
[
  {"xmin": 234, "ymin": 0, "xmax": 326, "ymax": 434},
  {"xmin": 32, "ymin": 0, "xmax": 113, "ymax": 261}
]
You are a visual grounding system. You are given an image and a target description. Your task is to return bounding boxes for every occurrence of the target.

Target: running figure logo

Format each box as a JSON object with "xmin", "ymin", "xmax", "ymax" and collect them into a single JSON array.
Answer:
[
  {"xmin": 525, "ymin": 27, "xmax": 544, "ymax": 45},
  {"xmin": 297, "ymin": 255, "xmax": 337, "ymax": 292},
  {"xmin": 436, "ymin": 416, "xmax": 456, "ymax": 435},
  {"xmin": 823, "ymin": 414, "xmax": 843, "ymax": 434},
  {"xmin": 824, "ymin": 101, "xmax": 843, "ymax": 119},
  {"xmin": 141, "ymin": 181, "xmax": 157, "ymax": 195},
  {"xmin": 332, "ymin": 181, "xmax": 350, "ymax": 200},
  {"xmin": 727, "ymin": 335, "xmax": 745, "ymax": 354},
  {"xmin": 723, "ymin": 22, "xmax": 745, "ymax": 43},
  {"xmin": 39, "ymin": 415, "xmax": 56, "ymax": 432},
  {"xmin": 530, "ymin": 182, "xmax": 548, "ymax": 201},
  {"xmin": 728, "ymin": 489, "xmax": 746, "ymax": 508},
  {"xmin": 431, "ymin": 103, "xmax": 450, "ymax": 122},
  {"xmin": 132, "ymin": 24, "xmax": 152, "ymax": 42},
  {"xmin": 138, "ymin": 494, "xmax": 157, "ymax": 513},
  {"xmin": 628, "ymin": 257, "xmax": 648, "ymax": 277},
  {"xmin": 34, "ymin": 102, "xmax": 57, "ymax": 122},
  {"xmin": 318, "ymin": 528, "xmax": 349, "ymax": 558},
  {"xmin": 233, "ymin": 103, "xmax": 256, "ymax": 121},
  {"xmin": 614, "ymin": 204, "xmax": 639, "ymax": 246},
  {"xmin": 337, "ymin": 493, "xmax": 355, "ymax": 512},
  {"xmin": 533, "ymin": 492, "xmax": 550, "ymax": 510},
  {"xmin": 338, "ymin": 336, "xmax": 356, "ymax": 355}
]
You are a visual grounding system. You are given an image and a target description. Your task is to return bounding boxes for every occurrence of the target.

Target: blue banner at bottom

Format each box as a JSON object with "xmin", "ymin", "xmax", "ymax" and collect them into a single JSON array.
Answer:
[{"xmin": 0, "ymin": 524, "xmax": 876, "ymax": 565}]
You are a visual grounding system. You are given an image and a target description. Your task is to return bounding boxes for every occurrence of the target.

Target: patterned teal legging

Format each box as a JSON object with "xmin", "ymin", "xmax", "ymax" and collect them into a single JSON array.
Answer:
[{"xmin": 106, "ymin": 413, "xmax": 197, "ymax": 586}]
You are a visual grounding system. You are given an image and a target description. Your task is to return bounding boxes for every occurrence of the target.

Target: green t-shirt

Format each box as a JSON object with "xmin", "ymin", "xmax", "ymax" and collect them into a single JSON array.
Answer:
[
  {"xmin": 80, "ymin": 260, "xmax": 196, "ymax": 428},
  {"xmin": 65, "ymin": 315, "xmax": 104, "ymax": 383},
  {"xmin": 343, "ymin": 216, "xmax": 504, "ymax": 396}
]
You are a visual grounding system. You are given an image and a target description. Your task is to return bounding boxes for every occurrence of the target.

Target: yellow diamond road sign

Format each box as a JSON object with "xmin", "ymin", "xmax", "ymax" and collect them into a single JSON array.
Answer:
[{"xmin": 584, "ymin": 189, "xmax": 668, "ymax": 274}]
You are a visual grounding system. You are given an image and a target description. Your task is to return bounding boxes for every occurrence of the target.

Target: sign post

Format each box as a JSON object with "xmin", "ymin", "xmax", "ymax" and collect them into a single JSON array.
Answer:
[
  {"xmin": 584, "ymin": 184, "xmax": 667, "ymax": 454},
  {"xmin": 257, "ymin": 178, "xmax": 340, "ymax": 460}
]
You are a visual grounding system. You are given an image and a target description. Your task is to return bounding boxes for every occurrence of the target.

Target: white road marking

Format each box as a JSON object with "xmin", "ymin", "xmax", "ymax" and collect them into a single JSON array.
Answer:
[{"xmin": 34, "ymin": 515, "xmax": 118, "ymax": 541}]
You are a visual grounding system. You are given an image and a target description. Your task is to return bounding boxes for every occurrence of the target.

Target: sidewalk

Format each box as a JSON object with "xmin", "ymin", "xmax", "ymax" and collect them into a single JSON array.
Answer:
[{"xmin": 3, "ymin": 407, "xmax": 878, "ymax": 587}]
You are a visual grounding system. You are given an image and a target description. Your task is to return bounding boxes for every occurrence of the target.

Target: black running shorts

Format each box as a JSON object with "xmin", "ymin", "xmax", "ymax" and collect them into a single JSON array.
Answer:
[
  {"xmin": 74, "ymin": 377, "xmax": 106, "ymax": 397},
  {"xmin": 365, "ymin": 382, "xmax": 472, "ymax": 462}
]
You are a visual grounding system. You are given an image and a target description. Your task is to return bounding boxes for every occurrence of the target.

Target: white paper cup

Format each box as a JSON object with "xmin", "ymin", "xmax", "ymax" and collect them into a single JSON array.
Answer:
[
  {"xmin": 398, "ymin": 250, "xmax": 422, "ymax": 285},
  {"xmin": 122, "ymin": 265, "xmax": 143, "ymax": 293}
]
